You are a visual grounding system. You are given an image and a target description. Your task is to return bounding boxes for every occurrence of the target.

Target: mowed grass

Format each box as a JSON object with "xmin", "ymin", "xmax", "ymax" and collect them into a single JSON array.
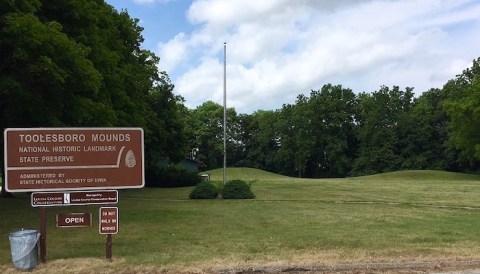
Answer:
[{"xmin": 1, "ymin": 168, "xmax": 480, "ymax": 272}]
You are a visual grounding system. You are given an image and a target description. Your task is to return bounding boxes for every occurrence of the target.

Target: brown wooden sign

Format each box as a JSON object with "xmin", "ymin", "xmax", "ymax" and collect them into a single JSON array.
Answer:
[
  {"xmin": 31, "ymin": 190, "xmax": 118, "ymax": 207},
  {"xmin": 57, "ymin": 212, "xmax": 92, "ymax": 228},
  {"xmin": 4, "ymin": 128, "xmax": 144, "ymax": 192},
  {"xmin": 99, "ymin": 207, "xmax": 118, "ymax": 234}
]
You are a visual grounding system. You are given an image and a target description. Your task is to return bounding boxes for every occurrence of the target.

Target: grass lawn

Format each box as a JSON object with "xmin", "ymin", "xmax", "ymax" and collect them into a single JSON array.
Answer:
[{"xmin": 1, "ymin": 168, "xmax": 480, "ymax": 273}]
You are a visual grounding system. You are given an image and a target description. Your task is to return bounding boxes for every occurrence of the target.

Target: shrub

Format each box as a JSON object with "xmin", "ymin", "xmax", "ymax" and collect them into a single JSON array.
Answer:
[
  {"xmin": 189, "ymin": 182, "xmax": 218, "ymax": 199},
  {"xmin": 146, "ymin": 166, "xmax": 201, "ymax": 188},
  {"xmin": 221, "ymin": 180, "xmax": 255, "ymax": 199}
]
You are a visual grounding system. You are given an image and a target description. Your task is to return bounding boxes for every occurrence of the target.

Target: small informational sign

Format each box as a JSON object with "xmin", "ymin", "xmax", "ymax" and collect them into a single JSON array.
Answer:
[
  {"xmin": 57, "ymin": 213, "xmax": 92, "ymax": 228},
  {"xmin": 31, "ymin": 190, "xmax": 118, "ymax": 207},
  {"xmin": 99, "ymin": 207, "xmax": 118, "ymax": 234},
  {"xmin": 4, "ymin": 128, "xmax": 144, "ymax": 192}
]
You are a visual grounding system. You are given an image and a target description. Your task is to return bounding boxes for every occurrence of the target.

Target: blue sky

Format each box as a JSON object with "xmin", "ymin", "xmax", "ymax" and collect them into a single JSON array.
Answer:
[
  {"xmin": 107, "ymin": 0, "xmax": 480, "ymax": 114},
  {"xmin": 107, "ymin": 0, "xmax": 193, "ymax": 49}
]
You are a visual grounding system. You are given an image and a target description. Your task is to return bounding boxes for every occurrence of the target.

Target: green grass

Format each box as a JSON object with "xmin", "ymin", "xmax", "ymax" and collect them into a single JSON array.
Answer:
[{"xmin": 1, "ymin": 169, "xmax": 480, "ymax": 270}]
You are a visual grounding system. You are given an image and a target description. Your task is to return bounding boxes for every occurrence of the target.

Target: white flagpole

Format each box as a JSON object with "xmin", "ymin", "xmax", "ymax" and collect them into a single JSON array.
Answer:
[{"xmin": 223, "ymin": 42, "xmax": 227, "ymax": 185}]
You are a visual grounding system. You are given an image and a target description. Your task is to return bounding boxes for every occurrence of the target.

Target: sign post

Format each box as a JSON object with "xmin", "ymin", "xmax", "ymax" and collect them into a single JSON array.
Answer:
[
  {"xmin": 100, "ymin": 207, "xmax": 118, "ymax": 261},
  {"xmin": 39, "ymin": 207, "xmax": 47, "ymax": 263},
  {"xmin": 106, "ymin": 234, "xmax": 113, "ymax": 262}
]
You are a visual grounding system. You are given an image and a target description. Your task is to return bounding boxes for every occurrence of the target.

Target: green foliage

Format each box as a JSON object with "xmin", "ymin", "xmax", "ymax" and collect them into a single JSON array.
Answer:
[
  {"xmin": 184, "ymin": 101, "xmax": 237, "ymax": 169},
  {"xmin": 238, "ymin": 110, "xmax": 280, "ymax": 172},
  {"xmin": 351, "ymin": 86, "xmax": 414, "ymax": 176},
  {"xmin": 398, "ymin": 88, "xmax": 452, "ymax": 170},
  {"xmin": 221, "ymin": 179, "xmax": 255, "ymax": 199},
  {"xmin": 0, "ymin": 0, "xmax": 188, "ymax": 187},
  {"xmin": 181, "ymin": 81, "xmax": 465, "ymax": 178},
  {"xmin": 211, "ymin": 180, "xmax": 224, "ymax": 193},
  {"xmin": 189, "ymin": 182, "xmax": 218, "ymax": 199},
  {"xmin": 146, "ymin": 166, "xmax": 201, "ymax": 188},
  {"xmin": 0, "ymin": 11, "xmax": 103, "ymax": 127},
  {"xmin": 145, "ymin": 72, "xmax": 188, "ymax": 169},
  {"xmin": 444, "ymin": 58, "xmax": 480, "ymax": 170}
]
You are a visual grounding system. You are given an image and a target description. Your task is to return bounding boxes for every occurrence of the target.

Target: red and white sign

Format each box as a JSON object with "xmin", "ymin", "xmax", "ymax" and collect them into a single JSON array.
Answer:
[
  {"xmin": 99, "ymin": 207, "xmax": 118, "ymax": 234},
  {"xmin": 57, "ymin": 212, "xmax": 92, "ymax": 228},
  {"xmin": 4, "ymin": 128, "xmax": 144, "ymax": 192}
]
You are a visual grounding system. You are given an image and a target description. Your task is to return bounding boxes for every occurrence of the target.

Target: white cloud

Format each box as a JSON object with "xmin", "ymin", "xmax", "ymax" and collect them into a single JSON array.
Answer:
[
  {"xmin": 187, "ymin": 0, "xmax": 290, "ymax": 26},
  {"xmin": 157, "ymin": 33, "xmax": 189, "ymax": 72},
  {"xmin": 175, "ymin": 58, "xmax": 223, "ymax": 108},
  {"xmin": 163, "ymin": 0, "xmax": 480, "ymax": 113}
]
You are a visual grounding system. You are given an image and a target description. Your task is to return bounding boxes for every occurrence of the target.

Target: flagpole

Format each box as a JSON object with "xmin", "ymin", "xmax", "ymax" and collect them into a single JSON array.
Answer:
[{"xmin": 223, "ymin": 42, "xmax": 227, "ymax": 186}]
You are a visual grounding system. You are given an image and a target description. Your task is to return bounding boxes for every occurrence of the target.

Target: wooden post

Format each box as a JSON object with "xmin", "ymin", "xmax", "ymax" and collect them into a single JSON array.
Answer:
[
  {"xmin": 106, "ymin": 234, "xmax": 112, "ymax": 261},
  {"xmin": 39, "ymin": 207, "xmax": 47, "ymax": 263}
]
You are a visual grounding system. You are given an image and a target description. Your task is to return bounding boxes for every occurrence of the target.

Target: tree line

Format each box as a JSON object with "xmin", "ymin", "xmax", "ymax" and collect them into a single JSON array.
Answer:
[
  {"xmin": 185, "ymin": 58, "xmax": 480, "ymax": 178},
  {"xmin": 1, "ymin": 0, "xmax": 479, "ymax": 186}
]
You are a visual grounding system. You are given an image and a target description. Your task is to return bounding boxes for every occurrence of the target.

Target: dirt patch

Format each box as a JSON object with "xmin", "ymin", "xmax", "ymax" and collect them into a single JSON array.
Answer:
[
  {"xmin": 216, "ymin": 261, "xmax": 480, "ymax": 274},
  {"xmin": 2, "ymin": 259, "xmax": 480, "ymax": 274}
]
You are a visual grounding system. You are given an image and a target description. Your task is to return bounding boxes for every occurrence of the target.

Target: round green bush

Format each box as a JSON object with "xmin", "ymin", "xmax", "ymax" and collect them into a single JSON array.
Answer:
[
  {"xmin": 221, "ymin": 180, "xmax": 255, "ymax": 199},
  {"xmin": 189, "ymin": 182, "xmax": 218, "ymax": 199}
]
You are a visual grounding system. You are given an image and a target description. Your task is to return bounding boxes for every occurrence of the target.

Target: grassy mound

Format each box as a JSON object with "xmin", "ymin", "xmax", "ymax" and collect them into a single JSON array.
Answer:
[
  {"xmin": 202, "ymin": 167, "xmax": 294, "ymax": 181},
  {"xmin": 352, "ymin": 170, "xmax": 480, "ymax": 181},
  {"xmin": 203, "ymin": 167, "xmax": 480, "ymax": 182}
]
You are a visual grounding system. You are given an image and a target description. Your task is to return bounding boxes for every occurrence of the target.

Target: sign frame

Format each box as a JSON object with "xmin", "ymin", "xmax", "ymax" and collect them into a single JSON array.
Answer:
[{"xmin": 4, "ymin": 127, "xmax": 144, "ymax": 192}]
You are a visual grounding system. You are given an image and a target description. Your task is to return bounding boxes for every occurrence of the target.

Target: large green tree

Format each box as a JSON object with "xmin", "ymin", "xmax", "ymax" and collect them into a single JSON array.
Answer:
[
  {"xmin": 304, "ymin": 85, "xmax": 357, "ymax": 177},
  {"xmin": 0, "ymin": 0, "xmax": 105, "ymax": 128},
  {"xmin": 0, "ymin": 0, "xmax": 186, "ymax": 195},
  {"xmin": 145, "ymin": 72, "xmax": 188, "ymax": 170},
  {"xmin": 272, "ymin": 84, "xmax": 358, "ymax": 177},
  {"xmin": 399, "ymin": 88, "xmax": 452, "ymax": 170},
  {"xmin": 185, "ymin": 101, "xmax": 237, "ymax": 169},
  {"xmin": 275, "ymin": 102, "xmax": 303, "ymax": 176},
  {"xmin": 444, "ymin": 58, "xmax": 480, "ymax": 171},
  {"xmin": 240, "ymin": 110, "xmax": 280, "ymax": 171},
  {"xmin": 352, "ymin": 86, "xmax": 414, "ymax": 175}
]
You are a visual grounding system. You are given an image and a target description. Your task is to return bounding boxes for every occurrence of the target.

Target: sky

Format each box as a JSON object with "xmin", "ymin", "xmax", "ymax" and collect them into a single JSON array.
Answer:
[{"xmin": 107, "ymin": 0, "xmax": 480, "ymax": 114}]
